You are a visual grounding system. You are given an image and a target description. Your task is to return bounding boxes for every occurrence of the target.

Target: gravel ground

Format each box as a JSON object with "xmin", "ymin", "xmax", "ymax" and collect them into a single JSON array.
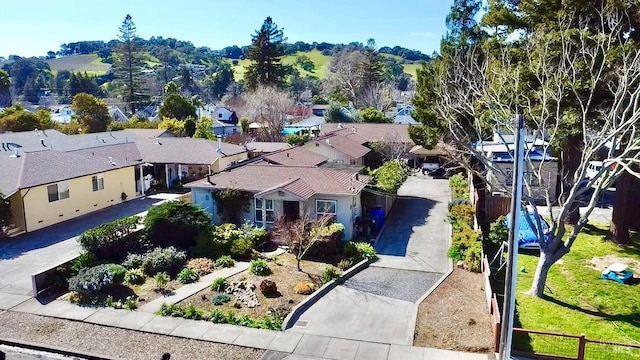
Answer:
[
  {"xmin": 0, "ymin": 311, "xmax": 264, "ymax": 360},
  {"xmin": 0, "ymin": 344, "xmax": 81, "ymax": 360},
  {"xmin": 343, "ymin": 267, "xmax": 444, "ymax": 303},
  {"xmin": 414, "ymin": 268, "xmax": 493, "ymax": 353}
]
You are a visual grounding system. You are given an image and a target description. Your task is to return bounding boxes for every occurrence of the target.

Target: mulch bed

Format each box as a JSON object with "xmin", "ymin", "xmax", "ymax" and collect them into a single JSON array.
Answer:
[{"xmin": 414, "ymin": 267, "xmax": 494, "ymax": 353}]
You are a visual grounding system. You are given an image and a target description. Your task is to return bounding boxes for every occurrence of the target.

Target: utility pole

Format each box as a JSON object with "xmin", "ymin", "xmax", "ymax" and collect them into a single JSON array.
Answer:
[{"xmin": 499, "ymin": 114, "xmax": 525, "ymax": 360}]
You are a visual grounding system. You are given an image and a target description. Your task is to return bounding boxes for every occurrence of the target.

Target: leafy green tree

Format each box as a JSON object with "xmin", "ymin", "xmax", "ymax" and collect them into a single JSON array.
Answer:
[
  {"xmin": 371, "ymin": 160, "xmax": 408, "ymax": 194},
  {"xmin": 245, "ymin": 17, "xmax": 287, "ymax": 90},
  {"xmin": 164, "ymin": 81, "xmax": 179, "ymax": 96},
  {"xmin": 0, "ymin": 105, "xmax": 55, "ymax": 132},
  {"xmin": 158, "ymin": 118, "xmax": 185, "ymax": 136},
  {"xmin": 113, "ymin": 14, "xmax": 146, "ymax": 114},
  {"xmin": 0, "ymin": 70, "xmax": 11, "ymax": 107},
  {"xmin": 159, "ymin": 93, "xmax": 196, "ymax": 121},
  {"xmin": 193, "ymin": 116, "xmax": 215, "ymax": 139},
  {"xmin": 68, "ymin": 72, "xmax": 101, "ymax": 97},
  {"xmin": 71, "ymin": 93, "xmax": 111, "ymax": 133},
  {"xmin": 206, "ymin": 66, "xmax": 235, "ymax": 100},
  {"xmin": 359, "ymin": 39, "xmax": 386, "ymax": 89},
  {"xmin": 360, "ymin": 107, "xmax": 389, "ymax": 123}
]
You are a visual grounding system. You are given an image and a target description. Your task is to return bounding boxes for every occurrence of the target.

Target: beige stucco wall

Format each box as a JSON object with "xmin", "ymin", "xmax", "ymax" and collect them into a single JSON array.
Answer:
[
  {"xmin": 216, "ymin": 152, "xmax": 249, "ymax": 172},
  {"xmin": 8, "ymin": 193, "xmax": 26, "ymax": 231},
  {"xmin": 22, "ymin": 166, "xmax": 137, "ymax": 232},
  {"xmin": 488, "ymin": 161, "xmax": 558, "ymax": 201}
]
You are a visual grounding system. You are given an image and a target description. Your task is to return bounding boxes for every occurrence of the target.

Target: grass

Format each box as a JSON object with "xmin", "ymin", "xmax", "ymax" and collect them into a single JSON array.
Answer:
[
  {"xmin": 227, "ymin": 49, "xmax": 419, "ymax": 79},
  {"xmin": 46, "ymin": 54, "xmax": 111, "ymax": 76},
  {"xmin": 514, "ymin": 224, "xmax": 640, "ymax": 358}
]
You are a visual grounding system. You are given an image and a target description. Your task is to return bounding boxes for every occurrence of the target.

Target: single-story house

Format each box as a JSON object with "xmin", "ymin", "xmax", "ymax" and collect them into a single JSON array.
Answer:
[
  {"xmin": 185, "ymin": 163, "xmax": 370, "ymax": 240},
  {"xmin": 49, "ymin": 105, "xmax": 73, "ymax": 124},
  {"xmin": 303, "ymin": 134, "xmax": 370, "ymax": 165},
  {"xmin": 263, "ymin": 146, "xmax": 328, "ymax": 167},
  {"xmin": 0, "ymin": 142, "xmax": 142, "ymax": 233},
  {"xmin": 245, "ymin": 142, "xmax": 291, "ymax": 158},
  {"xmin": 283, "ymin": 115, "xmax": 325, "ymax": 135}
]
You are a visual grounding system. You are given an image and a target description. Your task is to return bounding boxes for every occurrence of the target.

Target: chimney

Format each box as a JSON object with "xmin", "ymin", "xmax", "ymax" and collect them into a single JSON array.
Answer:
[{"xmin": 216, "ymin": 135, "xmax": 222, "ymax": 152}]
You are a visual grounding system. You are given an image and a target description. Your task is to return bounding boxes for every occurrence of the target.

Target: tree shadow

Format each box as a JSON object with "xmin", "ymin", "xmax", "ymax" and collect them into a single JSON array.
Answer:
[
  {"xmin": 374, "ymin": 195, "xmax": 436, "ymax": 256},
  {"xmin": 542, "ymin": 295, "xmax": 640, "ymax": 328}
]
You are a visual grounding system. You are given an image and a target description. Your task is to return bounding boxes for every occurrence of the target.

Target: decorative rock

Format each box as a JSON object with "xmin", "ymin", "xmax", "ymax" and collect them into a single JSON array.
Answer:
[{"xmin": 225, "ymin": 280, "xmax": 259, "ymax": 308}]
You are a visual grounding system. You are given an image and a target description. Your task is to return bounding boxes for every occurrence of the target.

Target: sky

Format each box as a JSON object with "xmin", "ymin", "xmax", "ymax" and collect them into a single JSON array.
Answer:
[{"xmin": 0, "ymin": 0, "xmax": 453, "ymax": 58}]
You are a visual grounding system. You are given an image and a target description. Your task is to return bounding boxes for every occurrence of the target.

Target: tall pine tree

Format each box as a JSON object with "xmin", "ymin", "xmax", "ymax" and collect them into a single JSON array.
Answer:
[
  {"xmin": 114, "ymin": 14, "xmax": 145, "ymax": 114},
  {"xmin": 245, "ymin": 17, "xmax": 287, "ymax": 90}
]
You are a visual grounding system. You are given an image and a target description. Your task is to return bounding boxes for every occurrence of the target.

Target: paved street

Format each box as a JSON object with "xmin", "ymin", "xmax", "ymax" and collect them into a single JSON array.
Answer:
[
  {"xmin": 286, "ymin": 175, "xmax": 452, "ymax": 345},
  {"xmin": 0, "ymin": 194, "xmax": 181, "ymax": 299}
]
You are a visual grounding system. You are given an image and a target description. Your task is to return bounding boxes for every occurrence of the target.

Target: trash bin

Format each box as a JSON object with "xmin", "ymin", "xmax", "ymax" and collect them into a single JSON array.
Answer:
[{"xmin": 369, "ymin": 206, "xmax": 385, "ymax": 232}]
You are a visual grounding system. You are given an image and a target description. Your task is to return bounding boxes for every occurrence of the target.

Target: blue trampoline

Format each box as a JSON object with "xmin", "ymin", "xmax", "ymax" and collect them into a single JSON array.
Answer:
[{"xmin": 505, "ymin": 210, "xmax": 551, "ymax": 249}]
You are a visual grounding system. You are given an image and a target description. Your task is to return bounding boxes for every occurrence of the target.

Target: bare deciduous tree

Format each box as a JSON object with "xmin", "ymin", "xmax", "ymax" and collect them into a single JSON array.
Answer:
[
  {"xmin": 421, "ymin": 7, "xmax": 640, "ymax": 297},
  {"xmin": 239, "ymin": 86, "xmax": 294, "ymax": 142},
  {"xmin": 274, "ymin": 214, "xmax": 333, "ymax": 272}
]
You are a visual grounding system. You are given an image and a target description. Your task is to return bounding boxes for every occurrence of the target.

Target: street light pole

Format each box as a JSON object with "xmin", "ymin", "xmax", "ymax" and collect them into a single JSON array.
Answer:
[{"xmin": 499, "ymin": 114, "xmax": 526, "ymax": 360}]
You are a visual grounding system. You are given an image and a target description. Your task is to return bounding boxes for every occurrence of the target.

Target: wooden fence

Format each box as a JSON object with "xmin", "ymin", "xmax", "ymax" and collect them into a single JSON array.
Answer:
[
  {"xmin": 482, "ymin": 256, "xmax": 501, "ymax": 352},
  {"xmin": 484, "ymin": 193, "xmax": 511, "ymax": 225}
]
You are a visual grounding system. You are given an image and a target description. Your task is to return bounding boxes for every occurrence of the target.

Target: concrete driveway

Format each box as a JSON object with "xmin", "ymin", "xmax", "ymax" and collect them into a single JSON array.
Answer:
[
  {"xmin": 286, "ymin": 175, "xmax": 451, "ymax": 345},
  {"xmin": 0, "ymin": 194, "xmax": 181, "ymax": 300}
]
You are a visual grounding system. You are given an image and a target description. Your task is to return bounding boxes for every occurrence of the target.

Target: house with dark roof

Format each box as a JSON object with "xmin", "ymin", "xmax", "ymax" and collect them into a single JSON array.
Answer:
[
  {"xmin": 185, "ymin": 163, "xmax": 369, "ymax": 240},
  {"xmin": 0, "ymin": 142, "xmax": 142, "ymax": 233}
]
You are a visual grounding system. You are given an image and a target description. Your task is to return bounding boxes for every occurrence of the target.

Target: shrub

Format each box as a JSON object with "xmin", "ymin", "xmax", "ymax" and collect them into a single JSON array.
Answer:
[
  {"xmin": 215, "ymin": 255, "xmax": 235, "ymax": 268},
  {"xmin": 141, "ymin": 247, "xmax": 187, "ymax": 276},
  {"xmin": 240, "ymin": 222, "xmax": 269, "ymax": 250},
  {"xmin": 68, "ymin": 264, "xmax": 124, "ymax": 298},
  {"xmin": 183, "ymin": 304, "xmax": 203, "ymax": 320},
  {"xmin": 209, "ymin": 309, "xmax": 225, "ymax": 323},
  {"xmin": 154, "ymin": 272, "xmax": 170, "ymax": 290},
  {"xmin": 465, "ymin": 241, "xmax": 483, "ymax": 272},
  {"xmin": 210, "ymin": 277, "xmax": 227, "ymax": 292},
  {"xmin": 109, "ymin": 264, "xmax": 126, "ymax": 283},
  {"xmin": 322, "ymin": 267, "xmax": 341, "ymax": 284},
  {"xmin": 285, "ymin": 133, "xmax": 309, "ymax": 146},
  {"xmin": 78, "ymin": 216, "xmax": 144, "ymax": 262},
  {"xmin": 71, "ymin": 251, "xmax": 95, "ymax": 273},
  {"xmin": 344, "ymin": 242, "xmax": 377, "ymax": 262},
  {"xmin": 249, "ymin": 259, "xmax": 271, "ymax": 276},
  {"xmin": 212, "ymin": 190, "xmax": 253, "ymax": 225},
  {"xmin": 294, "ymin": 281, "xmax": 318, "ymax": 295},
  {"xmin": 337, "ymin": 258, "xmax": 353, "ymax": 270},
  {"xmin": 187, "ymin": 258, "xmax": 215, "ymax": 275},
  {"xmin": 230, "ymin": 237, "xmax": 253, "ymax": 257},
  {"xmin": 144, "ymin": 201, "xmax": 211, "ymax": 249},
  {"xmin": 212, "ymin": 294, "xmax": 231, "ymax": 305},
  {"xmin": 371, "ymin": 160, "xmax": 408, "ymax": 194},
  {"xmin": 448, "ymin": 198, "xmax": 470, "ymax": 211},
  {"xmin": 447, "ymin": 203, "xmax": 475, "ymax": 230},
  {"xmin": 259, "ymin": 280, "xmax": 279, "ymax": 298},
  {"xmin": 449, "ymin": 173, "xmax": 468, "ymax": 199},
  {"xmin": 123, "ymin": 268, "xmax": 145, "ymax": 285},
  {"xmin": 177, "ymin": 268, "xmax": 200, "ymax": 284},
  {"xmin": 488, "ymin": 215, "xmax": 509, "ymax": 245},
  {"xmin": 122, "ymin": 253, "xmax": 145, "ymax": 269}
]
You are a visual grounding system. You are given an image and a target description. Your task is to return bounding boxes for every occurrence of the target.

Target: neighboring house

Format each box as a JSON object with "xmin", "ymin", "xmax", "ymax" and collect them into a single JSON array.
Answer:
[
  {"xmin": 135, "ymin": 105, "xmax": 160, "ymax": 121},
  {"xmin": 474, "ymin": 140, "xmax": 558, "ymax": 202},
  {"xmin": 0, "ymin": 142, "xmax": 142, "ymax": 233},
  {"xmin": 204, "ymin": 105, "xmax": 238, "ymax": 124},
  {"xmin": 283, "ymin": 115, "xmax": 325, "ymax": 135},
  {"xmin": 108, "ymin": 105, "xmax": 129, "ymax": 123},
  {"xmin": 211, "ymin": 119, "xmax": 239, "ymax": 136},
  {"xmin": 303, "ymin": 134, "xmax": 370, "ymax": 165},
  {"xmin": 245, "ymin": 142, "xmax": 291, "ymax": 158},
  {"xmin": 310, "ymin": 104, "xmax": 329, "ymax": 117},
  {"xmin": 185, "ymin": 163, "xmax": 369, "ymax": 240},
  {"xmin": 49, "ymin": 105, "xmax": 73, "ymax": 124},
  {"xmin": 393, "ymin": 104, "xmax": 419, "ymax": 125},
  {"xmin": 263, "ymin": 147, "xmax": 328, "ymax": 167}
]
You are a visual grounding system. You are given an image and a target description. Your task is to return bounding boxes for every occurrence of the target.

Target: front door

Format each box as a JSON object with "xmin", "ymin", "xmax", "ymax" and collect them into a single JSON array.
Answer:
[{"xmin": 283, "ymin": 201, "xmax": 300, "ymax": 221}]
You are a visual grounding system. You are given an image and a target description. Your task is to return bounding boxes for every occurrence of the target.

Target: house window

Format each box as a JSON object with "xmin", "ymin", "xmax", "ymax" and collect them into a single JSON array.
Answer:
[
  {"xmin": 47, "ymin": 181, "xmax": 70, "ymax": 202},
  {"xmin": 92, "ymin": 174, "xmax": 104, "ymax": 191},
  {"xmin": 316, "ymin": 200, "xmax": 337, "ymax": 220},
  {"xmin": 255, "ymin": 198, "xmax": 275, "ymax": 226},
  {"xmin": 525, "ymin": 171, "xmax": 540, "ymax": 187},
  {"xmin": 218, "ymin": 113, "xmax": 223, "ymax": 119}
]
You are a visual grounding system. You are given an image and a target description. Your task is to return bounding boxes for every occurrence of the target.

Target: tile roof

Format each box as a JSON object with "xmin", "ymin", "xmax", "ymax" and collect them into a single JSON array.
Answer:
[
  {"xmin": 308, "ymin": 134, "xmax": 371, "ymax": 159},
  {"xmin": 263, "ymin": 147, "xmax": 328, "ymax": 166},
  {"xmin": 184, "ymin": 163, "xmax": 369, "ymax": 197},
  {"xmin": 321, "ymin": 123, "xmax": 412, "ymax": 145}
]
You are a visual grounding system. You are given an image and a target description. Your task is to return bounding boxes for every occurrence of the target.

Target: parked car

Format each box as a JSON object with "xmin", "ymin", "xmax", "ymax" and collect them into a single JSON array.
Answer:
[
  {"xmin": 421, "ymin": 162, "xmax": 440, "ymax": 175},
  {"xmin": 586, "ymin": 161, "xmax": 603, "ymax": 180}
]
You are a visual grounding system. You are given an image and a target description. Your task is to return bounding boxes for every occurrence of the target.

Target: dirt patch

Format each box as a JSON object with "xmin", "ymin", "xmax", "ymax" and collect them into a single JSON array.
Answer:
[
  {"xmin": 414, "ymin": 268, "xmax": 493, "ymax": 353},
  {"xmin": 587, "ymin": 255, "xmax": 640, "ymax": 273},
  {"xmin": 179, "ymin": 253, "xmax": 332, "ymax": 318}
]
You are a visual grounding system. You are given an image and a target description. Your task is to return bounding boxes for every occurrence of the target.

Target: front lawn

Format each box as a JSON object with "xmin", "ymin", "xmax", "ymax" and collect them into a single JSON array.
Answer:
[{"xmin": 514, "ymin": 224, "xmax": 640, "ymax": 356}]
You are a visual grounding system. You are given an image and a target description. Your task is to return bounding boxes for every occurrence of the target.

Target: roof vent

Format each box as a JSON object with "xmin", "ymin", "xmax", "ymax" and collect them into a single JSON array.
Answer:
[
  {"xmin": 337, "ymin": 123, "xmax": 343, "ymax": 129},
  {"xmin": 1, "ymin": 143, "xmax": 6, "ymax": 151},
  {"xmin": 40, "ymin": 139, "xmax": 46, "ymax": 147},
  {"xmin": 326, "ymin": 139, "xmax": 331, "ymax": 146},
  {"xmin": 10, "ymin": 149, "xmax": 20, "ymax": 158},
  {"xmin": 351, "ymin": 127, "xmax": 356, "ymax": 133},
  {"xmin": 108, "ymin": 156, "xmax": 116, "ymax": 166}
]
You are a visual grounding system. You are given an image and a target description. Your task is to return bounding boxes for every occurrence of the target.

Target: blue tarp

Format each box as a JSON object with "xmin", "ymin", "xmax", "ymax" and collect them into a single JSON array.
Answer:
[
  {"xmin": 281, "ymin": 128, "xmax": 303, "ymax": 135},
  {"xmin": 505, "ymin": 210, "xmax": 550, "ymax": 249}
]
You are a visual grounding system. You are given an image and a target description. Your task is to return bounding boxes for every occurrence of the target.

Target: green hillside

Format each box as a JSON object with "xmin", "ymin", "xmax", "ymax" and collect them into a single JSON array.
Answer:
[
  {"xmin": 46, "ymin": 54, "xmax": 111, "ymax": 75},
  {"xmin": 227, "ymin": 49, "xmax": 420, "ymax": 80}
]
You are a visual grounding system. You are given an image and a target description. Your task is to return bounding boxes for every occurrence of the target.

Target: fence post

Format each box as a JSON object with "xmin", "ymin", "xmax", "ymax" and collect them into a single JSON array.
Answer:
[{"xmin": 578, "ymin": 334, "xmax": 586, "ymax": 360}]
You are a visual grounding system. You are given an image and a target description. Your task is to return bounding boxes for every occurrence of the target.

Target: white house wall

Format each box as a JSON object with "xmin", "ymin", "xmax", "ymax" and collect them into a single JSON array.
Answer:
[{"xmin": 304, "ymin": 142, "xmax": 354, "ymax": 165}]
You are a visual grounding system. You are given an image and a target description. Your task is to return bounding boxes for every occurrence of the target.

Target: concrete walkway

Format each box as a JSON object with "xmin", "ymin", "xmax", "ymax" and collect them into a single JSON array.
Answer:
[
  {"xmin": 0, "ymin": 194, "xmax": 182, "ymax": 299},
  {"xmin": 285, "ymin": 175, "xmax": 453, "ymax": 346}
]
